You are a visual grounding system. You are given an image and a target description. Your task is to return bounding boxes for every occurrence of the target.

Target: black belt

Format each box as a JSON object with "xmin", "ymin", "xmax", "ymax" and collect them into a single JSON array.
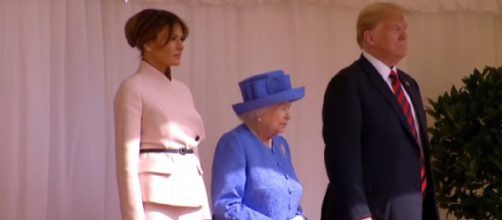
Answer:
[{"xmin": 140, "ymin": 148, "xmax": 194, "ymax": 155}]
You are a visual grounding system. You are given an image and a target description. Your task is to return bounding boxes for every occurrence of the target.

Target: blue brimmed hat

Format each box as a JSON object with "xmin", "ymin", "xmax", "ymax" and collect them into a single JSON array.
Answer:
[{"xmin": 232, "ymin": 70, "xmax": 305, "ymax": 115}]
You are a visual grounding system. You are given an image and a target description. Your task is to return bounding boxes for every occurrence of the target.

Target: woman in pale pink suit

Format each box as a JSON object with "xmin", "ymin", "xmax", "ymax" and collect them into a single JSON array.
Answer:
[{"xmin": 114, "ymin": 9, "xmax": 211, "ymax": 220}]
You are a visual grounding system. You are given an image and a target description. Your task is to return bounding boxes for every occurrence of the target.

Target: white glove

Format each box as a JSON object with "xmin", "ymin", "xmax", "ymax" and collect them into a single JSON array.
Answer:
[{"xmin": 291, "ymin": 215, "xmax": 306, "ymax": 220}]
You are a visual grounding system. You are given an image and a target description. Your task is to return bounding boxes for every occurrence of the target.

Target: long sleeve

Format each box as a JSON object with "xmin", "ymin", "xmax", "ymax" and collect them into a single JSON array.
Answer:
[
  {"xmin": 211, "ymin": 134, "xmax": 272, "ymax": 220},
  {"xmin": 295, "ymin": 199, "xmax": 305, "ymax": 218},
  {"xmin": 322, "ymin": 71, "xmax": 370, "ymax": 219},
  {"xmin": 114, "ymin": 79, "xmax": 144, "ymax": 220},
  {"xmin": 284, "ymin": 138, "xmax": 306, "ymax": 219}
]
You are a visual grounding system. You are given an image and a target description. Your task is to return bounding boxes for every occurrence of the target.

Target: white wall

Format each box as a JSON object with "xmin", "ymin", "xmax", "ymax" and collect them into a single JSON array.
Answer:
[{"xmin": 0, "ymin": 1, "xmax": 501, "ymax": 219}]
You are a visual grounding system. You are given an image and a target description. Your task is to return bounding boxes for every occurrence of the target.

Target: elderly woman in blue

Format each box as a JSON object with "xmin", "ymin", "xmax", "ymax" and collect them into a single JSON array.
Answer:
[{"xmin": 211, "ymin": 70, "xmax": 307, "ymax": 220}]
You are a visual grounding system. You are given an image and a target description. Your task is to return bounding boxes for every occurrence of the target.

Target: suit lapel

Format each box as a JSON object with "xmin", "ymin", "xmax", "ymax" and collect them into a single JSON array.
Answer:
[{"xmin": 359, "ymin": 56, "xmax": 418, "ymax": 146}]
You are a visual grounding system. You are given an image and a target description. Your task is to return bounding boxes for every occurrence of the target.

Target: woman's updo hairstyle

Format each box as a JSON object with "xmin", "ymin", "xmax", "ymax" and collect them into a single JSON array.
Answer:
[{"xmin": 124, "ymin": 9, "xmax": 189, "ymax": 56}]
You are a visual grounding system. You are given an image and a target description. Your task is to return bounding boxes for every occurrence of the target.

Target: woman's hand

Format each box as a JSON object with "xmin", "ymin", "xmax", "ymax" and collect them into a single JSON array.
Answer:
[{"xmin": 291, "ymin": 215, "xmax": 306, "ymax": 220}]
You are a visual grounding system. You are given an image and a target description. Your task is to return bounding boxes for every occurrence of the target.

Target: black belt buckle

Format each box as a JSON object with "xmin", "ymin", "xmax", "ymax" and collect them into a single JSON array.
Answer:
[{"xmin": 179, "ymin": 148, "xmax": 187, "ymax": 155}]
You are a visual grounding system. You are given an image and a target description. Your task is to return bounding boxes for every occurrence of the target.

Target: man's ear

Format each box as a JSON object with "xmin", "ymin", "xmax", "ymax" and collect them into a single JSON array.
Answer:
[{"xmin": 363, "ymin": 30, "xmax": 375, "ymax": 46}]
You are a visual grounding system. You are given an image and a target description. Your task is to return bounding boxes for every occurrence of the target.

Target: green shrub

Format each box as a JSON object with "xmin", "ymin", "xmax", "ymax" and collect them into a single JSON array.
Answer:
[{"xmin": 427, "ymin": 66, "xmax": 502, "ymax": 220}]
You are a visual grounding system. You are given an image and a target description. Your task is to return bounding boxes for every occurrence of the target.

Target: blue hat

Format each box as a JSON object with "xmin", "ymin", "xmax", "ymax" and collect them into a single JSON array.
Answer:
[{"xmin": 232, "ymin": 70, "xmax": 305, "ymax": 115}]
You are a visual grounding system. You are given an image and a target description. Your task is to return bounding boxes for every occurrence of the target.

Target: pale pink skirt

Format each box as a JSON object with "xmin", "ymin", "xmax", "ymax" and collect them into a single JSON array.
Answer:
[{"xmin": 143, "ymin": 202, "xmax": 211, "ymax": 220}]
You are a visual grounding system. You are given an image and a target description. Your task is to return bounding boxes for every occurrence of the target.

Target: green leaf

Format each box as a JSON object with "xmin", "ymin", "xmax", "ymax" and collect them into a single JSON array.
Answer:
[{"xmin": 427, "ymin": 66, "xmax": 502, "ymax": 220}]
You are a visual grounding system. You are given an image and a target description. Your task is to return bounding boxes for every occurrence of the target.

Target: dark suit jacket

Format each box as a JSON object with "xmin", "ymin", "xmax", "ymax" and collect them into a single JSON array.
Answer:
[{"xmin": 321, "ymin": 55, "xmax": 440, "ymax": 220}]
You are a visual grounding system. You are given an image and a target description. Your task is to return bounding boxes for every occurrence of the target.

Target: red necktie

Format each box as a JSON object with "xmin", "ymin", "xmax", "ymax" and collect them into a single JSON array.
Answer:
[{"xmin": 389, "ymin": 71, "xmax": 427, "ymax": 193}]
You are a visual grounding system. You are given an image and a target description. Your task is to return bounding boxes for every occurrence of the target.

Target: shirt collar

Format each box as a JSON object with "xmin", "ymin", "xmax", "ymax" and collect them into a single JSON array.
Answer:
[
  {"xmin": 137, "ymin": 60, "xmax": 172, "ymax": 82},
  {"xmin": 362, "ymin": 51, "xmax": 397, "ymax": 79}
]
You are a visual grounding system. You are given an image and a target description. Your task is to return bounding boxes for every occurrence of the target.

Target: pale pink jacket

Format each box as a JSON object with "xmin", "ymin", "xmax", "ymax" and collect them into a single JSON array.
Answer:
[{"xmin": 114, "ymin": 61, "xmax": 210, "ymax": 220}]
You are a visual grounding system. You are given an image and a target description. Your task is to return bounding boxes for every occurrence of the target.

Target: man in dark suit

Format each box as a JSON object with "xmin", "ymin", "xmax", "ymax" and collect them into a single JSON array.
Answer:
[{"xmin": 321, "ymin": 2, "xmax": 440, "ymax": 220}]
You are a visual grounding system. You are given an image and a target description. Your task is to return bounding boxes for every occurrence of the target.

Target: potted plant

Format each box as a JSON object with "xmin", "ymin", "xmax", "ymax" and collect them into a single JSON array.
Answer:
[{"xmin": 427, "ymin": 66, "xmax": 502, "ymax": 220}]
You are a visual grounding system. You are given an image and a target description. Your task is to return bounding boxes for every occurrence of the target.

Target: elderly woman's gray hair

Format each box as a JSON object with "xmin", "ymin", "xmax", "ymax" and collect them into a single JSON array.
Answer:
[{"xmin": 238, "ymin": 108, "xmax": 266, "ymax": 124}]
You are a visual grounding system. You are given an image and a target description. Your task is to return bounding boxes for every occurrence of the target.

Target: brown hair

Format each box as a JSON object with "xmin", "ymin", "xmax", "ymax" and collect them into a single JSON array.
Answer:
[
  {"xmin": 125, "ymin": 9, "xmax": 189, "ymax": 56},
  {"xmin": 356, "ymin": 2, "xmax": 408, "ymax": 48}
]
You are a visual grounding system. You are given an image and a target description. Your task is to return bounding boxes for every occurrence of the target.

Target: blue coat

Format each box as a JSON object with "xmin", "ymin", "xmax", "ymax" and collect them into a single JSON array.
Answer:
[{"xmin": 211, "ymin": 124, "xmax": 304, "ymax": 220}]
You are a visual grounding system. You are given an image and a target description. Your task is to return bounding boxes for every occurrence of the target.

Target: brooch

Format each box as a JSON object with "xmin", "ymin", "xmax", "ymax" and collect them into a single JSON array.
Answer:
[{"xmin": 280, "ymin": 143, "xmax": 287, "ymax": 157}]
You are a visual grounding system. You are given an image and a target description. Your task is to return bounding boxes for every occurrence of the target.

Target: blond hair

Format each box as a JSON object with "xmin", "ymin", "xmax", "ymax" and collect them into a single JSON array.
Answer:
[{"xmin": 356, "ymin": 2, "xmax": 409, "ymax": 48}]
